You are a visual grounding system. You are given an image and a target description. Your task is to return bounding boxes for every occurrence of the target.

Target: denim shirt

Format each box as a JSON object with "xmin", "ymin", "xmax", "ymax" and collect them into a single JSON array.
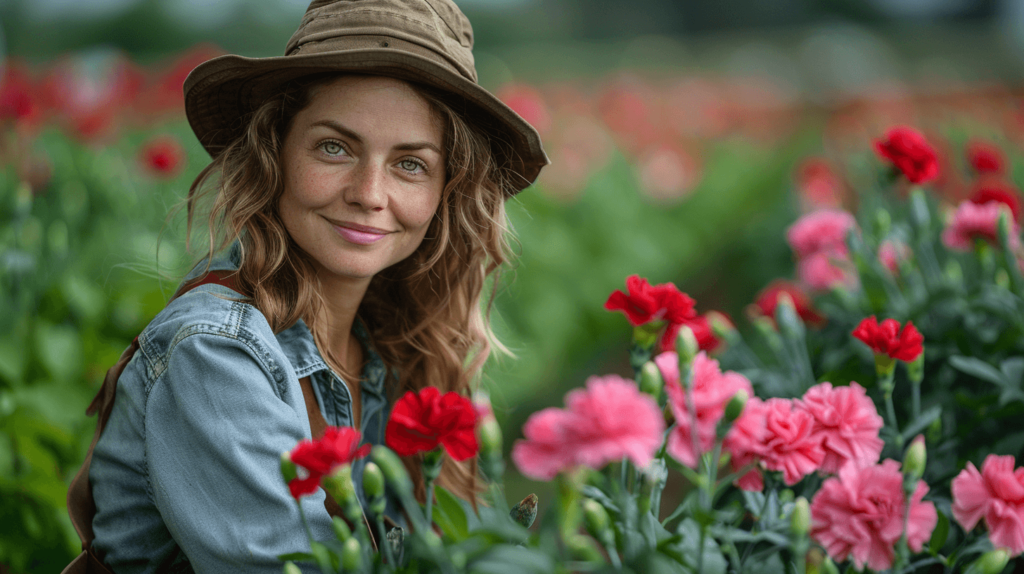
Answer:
[{"xmin": 89, "ymin": 246, "xmax": 400, "ymax": 573}]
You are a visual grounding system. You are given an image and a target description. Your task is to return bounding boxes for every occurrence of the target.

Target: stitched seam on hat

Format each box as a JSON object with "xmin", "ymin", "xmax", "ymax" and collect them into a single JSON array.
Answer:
[
  {"xmin": 296, "ymin": 10, "xmax": 447, "ymax": 42},
  {"xmin": 421, "ymin": 0, "xmax": 463, "ymax": 45}
]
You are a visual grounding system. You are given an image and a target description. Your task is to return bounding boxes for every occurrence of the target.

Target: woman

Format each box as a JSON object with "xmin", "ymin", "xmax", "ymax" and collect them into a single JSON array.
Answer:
[{"xmin": 80, "ymin": 0, "xmax": 547, "ymax": 572}]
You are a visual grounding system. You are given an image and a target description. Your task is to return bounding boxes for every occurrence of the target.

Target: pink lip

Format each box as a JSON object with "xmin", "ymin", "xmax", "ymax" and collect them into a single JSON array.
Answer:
[{"xmin": 330, "ymin": 220, "xmax": 390, "ymax": 245}]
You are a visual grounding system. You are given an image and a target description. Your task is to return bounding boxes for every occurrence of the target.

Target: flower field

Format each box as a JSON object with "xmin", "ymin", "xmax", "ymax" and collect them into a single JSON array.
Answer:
[{"xmin": 4, "ymin": 46, "xmax": 1024, "ymax": 572}]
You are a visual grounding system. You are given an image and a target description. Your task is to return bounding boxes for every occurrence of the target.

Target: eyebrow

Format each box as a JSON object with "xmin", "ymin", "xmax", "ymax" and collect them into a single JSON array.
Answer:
[{"xmin": 309, "ymin": 119, "xmax": 442, "ymax": 156}]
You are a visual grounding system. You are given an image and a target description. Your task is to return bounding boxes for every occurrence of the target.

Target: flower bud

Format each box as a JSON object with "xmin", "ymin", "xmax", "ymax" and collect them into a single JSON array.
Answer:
[
  {"xmin": 706, "ymin": 311, "xmax": 738, "ymax": 344},
  {"xmin": 725, "ymin": 389, "xmax": 749, "ymax": 424},
  {"xmin": 280, "ymin": 452, "xmax": 297, "ymax": 483},
  {"xmin": 371, "ymin": 446, "xmax": 413, "ymax": 496},
  {"xmin": 423, "ymin": 447, "xmax": 444, "ymax": 483},
  {"xmin": 341, "ymin": 537, "xmax": 363, "ymax": 571},
  {"xmin": 791, "ymin": 497, "xmax": 810, "ymax": 537},
  {"xmin": 907, "ymin": 350, "xmax": 925, "ymax": 384},
  {"xmin": 363, "ymin": 461, "xmax": 385, "ymax": 500},
  {"xmin": 903, "ymin": 435, "xmax": 927, "ymax": 481},
  {"xmin": 874, "ymin": 353, "xmax": 896, "ymax": 378},
  {"xmin": 969, "ymin": 549, "xmax": 1010, "ymax": 574},
  {"xmin": 675, "ymin": 325, "xmax": 699, "ymax": 366},
  {"xmin": 567, "ymin": 534, "xmax": 604, "ymax": 562},
  {"xmin": 478, "ymin": 415, "xmax": 503, "ymax": 458},
  {"xmin": 331, "ymin": 516, "xmax": 351, "ymax": 541},
  {"xmin": 638, "ymin": 360, "xmax": 663, "ymax": 401},
  {"xmin": 582, "ymin": 498, "xmax": 610, "ymax": 536},
  {"xmin": 633, "ymin": 321, "xmax": 664, "ymax": 351},
  {"xmin": 510, "ymin": 493, "xmax": 539, "ymax": 528},
  {"xmin": 321, "ymin": 465, "xmax": 356, "ymax": 505},
  {"xmin": 821, "ymin": 557, "xmax": 840, "ymax": 574},
  {"xmin": 282, "ymin": 561, "xmax": 302, "ymax": 574}
]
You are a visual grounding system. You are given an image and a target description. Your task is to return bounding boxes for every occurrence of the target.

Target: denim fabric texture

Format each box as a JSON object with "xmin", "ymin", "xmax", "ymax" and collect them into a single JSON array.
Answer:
[{"xmin": 89, "ymin": 244, "xmax": 402, "ymax": 573}]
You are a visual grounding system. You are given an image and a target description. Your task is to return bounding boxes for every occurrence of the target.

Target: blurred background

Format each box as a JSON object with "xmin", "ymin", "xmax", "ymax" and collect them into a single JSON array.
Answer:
[{"xmin": 2, "ymin": 0, "xmax": 1024, "ymax": 570}]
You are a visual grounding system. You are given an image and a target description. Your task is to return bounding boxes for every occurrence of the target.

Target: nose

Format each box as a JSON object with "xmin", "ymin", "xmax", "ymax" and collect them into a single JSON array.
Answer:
[{"xmin": 344, "ymin": 161, "xmax": 388, "ymax": 212}]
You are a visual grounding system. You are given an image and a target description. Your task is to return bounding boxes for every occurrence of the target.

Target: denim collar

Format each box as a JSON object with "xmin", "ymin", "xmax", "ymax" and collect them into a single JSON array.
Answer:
[{"xmin": 181, "ymin": 243, "xmax": 388, "ymax": 399}]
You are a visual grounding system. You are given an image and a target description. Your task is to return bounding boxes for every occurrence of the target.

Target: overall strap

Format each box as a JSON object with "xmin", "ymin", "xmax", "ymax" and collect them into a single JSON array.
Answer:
[{"xmin": 66, "ymin": 271, "xmax": 240, "ymax": 554}]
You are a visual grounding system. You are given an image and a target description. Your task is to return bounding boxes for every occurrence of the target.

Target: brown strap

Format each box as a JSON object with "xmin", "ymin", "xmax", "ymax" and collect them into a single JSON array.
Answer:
[{"xmin": 67, "ymin": 272, "xmax": 240, "ymax": 555}]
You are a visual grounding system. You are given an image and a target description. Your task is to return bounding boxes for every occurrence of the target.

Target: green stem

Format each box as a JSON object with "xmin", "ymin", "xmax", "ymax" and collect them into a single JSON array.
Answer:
[
  {"xmin": 424, "ymin": 479, "xmax": 435, "ymax": 533},
  {"xmin": 912, "ymin": 381, "xmax": 921, "ymax": 422},
  {"xmin": 376, "ymin": 515, "xmax": 397, "ymax": 570},
  {"xmin": 884, "ymin": 384, "xmax": 903, "ymax": 450},
  {"xmin": 296, "ymin": 501, "xmax": 316, "ymax": 548}
]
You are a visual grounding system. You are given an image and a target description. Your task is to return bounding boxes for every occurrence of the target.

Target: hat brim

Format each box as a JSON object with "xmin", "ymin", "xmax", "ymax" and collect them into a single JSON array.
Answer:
[{"xmin": 184, "ymin": 49, "xmax": 548, "ymax": 194}]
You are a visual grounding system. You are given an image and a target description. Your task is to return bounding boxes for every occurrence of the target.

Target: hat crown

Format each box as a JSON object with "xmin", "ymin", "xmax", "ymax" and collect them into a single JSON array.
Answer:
[{"xmin": 287, "ymin": 0, "xmax": 476, "ymax": 82}]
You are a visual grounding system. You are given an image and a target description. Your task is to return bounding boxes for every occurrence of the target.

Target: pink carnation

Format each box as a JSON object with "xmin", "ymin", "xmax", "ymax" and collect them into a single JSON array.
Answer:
[
  {"xmin": 760, "ymin": 398, "xmax": 825, "ymax": 485},
  {"xmin": 511, "ymin": 374, "xmax": 664, "ymax": 480},
  {"xmin": 723, "ymin": 396, "xmax": 769, "ymax": 491},
  {"xmin": 657, "ymin": 351, "xmax": 753, "ymax": 468},
  {"xmin": 942, "ymin": 200, "xmax": 1021, "ymax": 251},
  {"xmin": 799, "ymin": 382, "xmax": 884, "ymax": 474},
  {"xmin": 797, "ymin": 250, "xmax": 858, "ymax": 292},
  {"xmin": 786, "ymin": 209, "xmax": 857, "ymax": 259},
  {"xmin": 811, "ymin": 459, "xmax": 938, "ymax": 571},
  {"xmin": 952, "ymin": 454, "xmax": 1024, "ymax": 555},
  {"xmin": 878, "ymin": 239, "xmax": 911, "ymax": 275}
]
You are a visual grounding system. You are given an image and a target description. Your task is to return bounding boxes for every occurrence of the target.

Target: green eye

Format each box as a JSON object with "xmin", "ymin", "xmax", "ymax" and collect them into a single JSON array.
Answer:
[{"xmin": 400, "ymin": 159, "xmax": 422, "ymax": 172}]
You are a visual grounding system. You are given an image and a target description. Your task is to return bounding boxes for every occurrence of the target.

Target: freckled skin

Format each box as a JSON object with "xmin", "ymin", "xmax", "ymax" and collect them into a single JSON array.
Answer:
[{"xmin": 278, "ymin": 75, "xmax": 445, "ymax": 285}]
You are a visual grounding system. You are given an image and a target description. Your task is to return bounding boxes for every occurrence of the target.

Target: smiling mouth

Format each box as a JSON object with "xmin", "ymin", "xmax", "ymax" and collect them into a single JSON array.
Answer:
[{"xmin": 324, "ymin": 216, "xmax": 392, "ymax": 245}]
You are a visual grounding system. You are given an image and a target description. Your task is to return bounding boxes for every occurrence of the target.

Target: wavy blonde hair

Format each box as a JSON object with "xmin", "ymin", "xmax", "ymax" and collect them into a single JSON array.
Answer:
[{"xmin": 183, "ymin": 73, "xmax": 517, "ymax": 505}]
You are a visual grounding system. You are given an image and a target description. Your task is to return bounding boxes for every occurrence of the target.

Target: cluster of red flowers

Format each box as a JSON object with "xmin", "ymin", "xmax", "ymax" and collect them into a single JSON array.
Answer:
[
  {"xmin": 604, "ymin": 275, "xmax": 726, "ymax": 354},
  {"xmin": 286, "ymin": 427, "xmax": 371, "ymax": 499},
  {"xmin": 852, "ymin": 316, "xmax": 924, "ymax": 363}
]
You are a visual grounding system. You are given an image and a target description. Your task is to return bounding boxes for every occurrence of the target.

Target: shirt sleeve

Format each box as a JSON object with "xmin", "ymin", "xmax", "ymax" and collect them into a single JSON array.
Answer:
[{"xmin": 145, "ymin": 331, "xmax": 334, "ymax": 574}]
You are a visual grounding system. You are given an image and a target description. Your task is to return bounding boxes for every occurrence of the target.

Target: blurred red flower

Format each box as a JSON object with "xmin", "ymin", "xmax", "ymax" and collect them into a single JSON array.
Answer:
[
  {"xmin": 873, "ymin": 126, "xmax": 939, "ymax": 184},
  {"xmin": 385, "ymin": 387, "xmax": 479, "ymax": 461},
  {"xmin": 796, "ymin": 158, "xmax": 844, "ymax": 209},
  {"xmin": 139, "ymin": 135, "xmax": 186, "ymax": 178},
  {"xmin": 753, "ymin": 280, "xmax": 824, "ymax": 325},
  {"xmin": 135, "ymin": 44, "xmax": 225, "ymax": 120},
  {"xmin": 969, "ymin": 180, "xmax": 1021, "ymax": 222},
  {"xmin": 662, "ymin": 314, "xmax": 719, "ymax": 354},
  {"xmin": 287, "ymin": 426, "xmax": 370, "ymax": 499},
  {"xmin": 0, "ymin": 61, "xmax": 45, "ymax": 132},
  {"xmin": 605, "ymin": 275, "xmax": 696, "ymax": 328},
  {"xmin": 852, "ymin": 316, "xmax": 923, "ymax": 362},
  {"xmin": 966, "ymin": 140, "xmax": 1005, "ymax": 175}
]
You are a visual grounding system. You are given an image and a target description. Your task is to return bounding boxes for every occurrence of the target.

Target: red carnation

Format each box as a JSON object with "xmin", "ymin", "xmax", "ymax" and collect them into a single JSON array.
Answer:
[
  {"xmin": 386, "ymin": 387, "xmax": 479, "ymax": 461},
  {"xmin": 287, "ymin": 426, "xmax": 371, "ymax": 499},
  {"xmin": 969, "ymin": 180, "xmax": 1021, "ymax": 222},
  {"xmin": 873, "ymin": 126, "xmax": 939, "ymax": 185},
  {"xmin": 967, "ymin": 140, "xmax": 1005, "ymax": 175},
  {"xmin": 753, "ymin": 280, "xmax": 825, "ymax": 326},
  {"xmin": 852, "ymin": 316, "xmax": 923, "ymax": 362},
  {"xmin": 605, "ymin": 275, "xmax": 696, "ymax": 327},
  {"xmin": 661, "ymin": 314, "xmax": 720, "ymax": 354},
  {"xmin": 139, "ymin": 135, "xmax": 186, "ymax": 178}
]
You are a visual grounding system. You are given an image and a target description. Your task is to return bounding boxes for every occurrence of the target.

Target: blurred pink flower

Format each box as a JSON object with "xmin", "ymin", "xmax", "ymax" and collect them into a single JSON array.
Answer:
[
  {"xmin": 952, "ymin": 454, "xmax": 1024, "ymax": 556},
  {"xmin": 799, "ymin": 382, "xmax": 884, "ymax": 474},
  {"xmin": 786, "ymin": 209, "xmax": 857, "ymax": 259},
  {"xmin": 941, "ymin": 200, "xmax": 1021, "ymax": 251},
  {"xmin": 797, "ymin": 251, "xmax": 858, "ymax": 292},
  {"xmin": 811, "ymin": 459, "xmax": 937, "ymax": 571},
  {"xmin": 511, "ymin": 375, "xmax": 664, "ymax": 480},
  {"xmin": 796, "ymin": 158, "xmax": 844, "ymax": 209},
  {"xmin": 658, "ymin": 351, "xmax": 753, "ymax": 468},
  {"xmin": 760, "ymin": 398, "xmax": 825, "ymax": 485},
  {"xmin": 878, "ymin": 239, "xmax": 911, "ymax": 274},
  {"xmin": 637, "ymin": 142, "xmax": 702, "ymax": 204},
  {"xmin": 510, "ymin": 408, "xmax": 576, "ymax": 480},
  {"xmin": 497, "ymin": 83, "xmax": 551, "ymax": 135},
  {"xmin": 722, "ymin": 396, "xmax": 769, "ymax": 491}
]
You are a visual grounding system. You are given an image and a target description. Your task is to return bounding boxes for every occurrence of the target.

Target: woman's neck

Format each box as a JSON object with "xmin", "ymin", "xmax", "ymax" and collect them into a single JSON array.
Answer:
[{"xmin": 313, "ymin": 272, "xmax": 371, "ymax": 369}]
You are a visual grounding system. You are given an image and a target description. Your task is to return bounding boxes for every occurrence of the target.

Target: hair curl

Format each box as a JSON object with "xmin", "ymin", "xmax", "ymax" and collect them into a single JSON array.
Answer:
[{"xmin": 183, "ymin": 73, "xmax": 517, "ymax": 506}]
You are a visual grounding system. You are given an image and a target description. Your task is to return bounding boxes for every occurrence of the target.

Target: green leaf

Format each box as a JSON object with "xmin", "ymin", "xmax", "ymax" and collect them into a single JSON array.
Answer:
[
  {"xmin": 950, "ymin": 356, "xmax": 1006, "ymax": 386},
  {"xmin": 900, "ymin": 405, "xmax": 942, "ymax": 443},
  {"xmin": 468, "ymin": 544, "xmax": 555, "ymax": 574},
  {"xmin": 929, "ymin": 510, "xmax": 949, "ymax": 556},
  {"xmin": 432, "ymin": 484, "xmax": 469, "ymax": 542},
  {"xmin": 743, "ymin": 552, "xmax": 785, "ymax": 574},
  {"xmin": 0, "ymin": 337, "xmax": 26, "ymax": 386},
  {"xmin": 33, "ymin": 321, "xmax": 83, "ymax": 382},
  {"xmin": 673, "ymin": 519, "xmax": 727, "ymax": 574}
]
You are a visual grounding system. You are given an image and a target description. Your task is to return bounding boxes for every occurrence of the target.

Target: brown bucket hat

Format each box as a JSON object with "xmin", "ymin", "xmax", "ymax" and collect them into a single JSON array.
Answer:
[{"xmin": 183, "ymin": 0, "xmax": 549, "ymax": 194}]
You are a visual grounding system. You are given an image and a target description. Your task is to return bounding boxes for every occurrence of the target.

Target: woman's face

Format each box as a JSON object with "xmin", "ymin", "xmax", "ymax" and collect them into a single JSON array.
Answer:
[{"xmin": 279, "ymin": 75, "xmax": 445, "ymax": 283}]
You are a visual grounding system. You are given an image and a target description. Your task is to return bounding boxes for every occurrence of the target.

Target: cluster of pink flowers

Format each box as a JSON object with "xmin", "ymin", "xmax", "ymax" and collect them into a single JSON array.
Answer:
[
  {"xmin": 655, "ymin": 353, "xmax": 884, "ymax": 489},
  {"xmin": 511, "ymin": 374, "xmax": 665, "ymax": 480},
  {"xmin": 943, "ymin": 193, "xmax": 1022, "ymax": 251},
  {"xmin": 811, "ymin": 459, "xmax": 937, "ymax": 571},
  {"xmin": 786, "ymin": 209, "xmax": 859, "ymax": 292},
  {"xmin": 952, "ymin": 454, "xmax": 1024, "ymax": 556}
]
